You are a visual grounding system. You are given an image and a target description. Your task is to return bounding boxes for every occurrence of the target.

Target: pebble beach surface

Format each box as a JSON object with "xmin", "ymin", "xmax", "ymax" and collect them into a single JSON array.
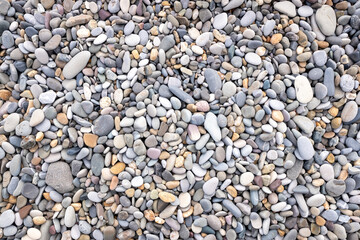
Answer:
[{"xmin": 1, "ymin": 0, "xmax": 360, "ymax": 239}]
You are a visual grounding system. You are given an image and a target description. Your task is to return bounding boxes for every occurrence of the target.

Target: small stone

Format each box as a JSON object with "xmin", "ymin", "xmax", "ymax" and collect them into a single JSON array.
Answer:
[
  {"xmin": 297, "ymin": 136, "xmax": 314, "ymax": 160},
  {"xmin": 159, "ymin": 192, "xmax": 176, "ymax": 203},
  {"xmin": 22, "ymin": 183, "xmax": 39, "ymax": 199},
  {"xmin": 326, "ymin": 179, "xmax": 346, "ymax": 197},
  {"xmin": 341, "ymin": 101, "xmax": 358, "ymax": 123},
  {"xmin": 320, "ymin": 164, "xmax": 335, "ymax": 181},
  {"xmin": 222, "ymin": 82, "xmax": 236, "ymax": 97},
  {"xmin": 131, "ymin": 176, "xmax": 144, "ymax": 187},
  {"xmin": 204, "ymin": 112, "xmax": 222, "ymax": 142},
  {"xmin": 93, "ymin": 115, "xmax": 114, "ymax": 136},
  {"xmin": 0, "ymin": 210, "xmax": 15, "ymax": 228},
  {"xmin": 295, "ymin": 75, "xmax": 313, "ymax": 104},
  {"xmin": 46, "ymin": 162, "xmax": 74, "ymax": 193},
  {"xmin": 4, "ymin": 113, "xmax": 20, "ymax": 132},
  {"xmin": 203, "ymin": 177, "xmax": 219, "ymax": 195},
  {"xmin": 204, "ymin": 68, "xmax": 222, "ymax": 93},
  {"xmin": 63, "ymin": 51, "xmax": 91, "ymax": 79},
  {"xmin": 240, "ymin": 172, "xmax": 254, "ymax": 186},
  {"xmin": 27, "ymin": 228, "xmax": 42, "ymax": 240},
  {"xmin": 306, "ymin": 194, "xmax": 326, "ymax": 207},
  {"xmin": 245, "ymin": 52, "xmax": 261, "ymax": 65},
  {"xmin": 316, "ymin": 5, "xmax": 336, "ymax": 36},
  {"xmin": 30, "ymin": 109, "xmax": 45, "ymax": 127},
  {"xmin": 340, "ymin": 74, "xmax": 354, "ymax": 92},
  {"xmin": 274, "ymin": 1, "xmax": 296, "ymax": 17},
  {"xmin": 213, "ymin": 13, "xmax": 228, "ymax": 30}
]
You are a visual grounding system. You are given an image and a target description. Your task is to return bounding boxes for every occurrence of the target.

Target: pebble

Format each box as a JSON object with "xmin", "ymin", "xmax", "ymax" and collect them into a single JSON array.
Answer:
[
  {"xmin": 63, "ymin": 51, "xmax": 91, "ymax": 79},
  {"xmin": 203, "ymin": 177, "xmax": 219, "ymax": 195},
  {"xmin": 204, "ymin": 112, "xmax": 221, "ymax": 142},
  {"xmin": 274, "ymin": 1, "xmax": 296, "ymax": 17},
  {"xmin": 297, "ymin": 136, "xmax": 314, "ymax": 160},
  {"xmin": 294, "ymin": 75, "xmax": 313, "ymax": 103},
  {"xmin": 316, "ymin": 5, "xmax": 336, "ymax": 36},
  {"xmin": 45, "ymin": 162, "xmax": 74, "ymax": 193},
  {"xmin": 204, "ymin": 68, "xmax": 221, "ymax": 93},
  {"xmin": 213, "ymin": 13, "xmax": 228, "ymax": 30},
  {"xmin": 341, "ymin": 101, "xmax": 358, "ymax": 123},
  {"xmin": 245, "ymin": 52, "xmax": 262, "ymax": 65},
  {"xmin": 0, "ymin": 210, "xmax": 15, "ymax": 228}
]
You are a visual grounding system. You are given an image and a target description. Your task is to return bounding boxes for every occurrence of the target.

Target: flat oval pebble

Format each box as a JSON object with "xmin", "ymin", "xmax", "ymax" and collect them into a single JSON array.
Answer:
[
  {"xmin": 63, "ymin": 51, "xmax": 91, "ymax": 79},
  {"xmin": 316, "ymin": 5, "xmax": 336, "ymax": 36},
  {"xmin": 341, "ymin": 101, "xmax": 358, "ymax": 123},
  {"xmin": 245, "ymin": 52, "xmax": 262, "ymax": 65},
  {"xmin": 297, "ymin": 136, "xmax": 314, "ymax": 160},
  {"xmin": 295, "ymin": 75, "xmax": 313, "ymax": 104}
]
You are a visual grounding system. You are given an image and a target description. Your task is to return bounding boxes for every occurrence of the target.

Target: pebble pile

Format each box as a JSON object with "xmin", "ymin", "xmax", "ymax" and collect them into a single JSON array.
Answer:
[{"xmin": 1, "ymin": 0, "xmax": 360, "ymax": 239}]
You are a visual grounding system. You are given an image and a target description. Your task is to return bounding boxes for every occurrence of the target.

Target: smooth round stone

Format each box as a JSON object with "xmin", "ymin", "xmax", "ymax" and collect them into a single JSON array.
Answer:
[
  {"xmin": 271, "ymin": 202, "xmax": 286, "ymax": 212},
  {"xmin": 341, "ymin": 101, "xmax": 358, "ymax": 122},
  {"xmin": 306, "ymin": 194, "xmax": 326, "ymax": 207},
  {"xmin": 213, "ymin": 13, "xmax": 228, "ymax": 30},
  {"xmin": 79, "ymin": 221, "xmax": 91, "ymax": 234},
  {"xmin": 263, "ymin": 20, "xmax": 275, "ymax": 36},
  {"xmin": 45, "ymin": 162, "xmax": 74, "ymax": 193},
  {"xmin": 316, "ymin": 5, "xmax": 336, "ymax": 36},
  {"xmin": 240, "ymin": 172, "xmax": 254, "ymax": 186},
  {"xmin": 4, "ymin": 113, "xmax": 20, "ymax": 132},
  {"xmin": 22, "ymin": 183, "xmax": 39, "ymax": 199},
  {"xmin": 207, "ymin": 215, "xmax": 221, "ymax": 230},
  {"xmin": 4, "ymin": 226, "xmax": 17, "ymax": 236},
  {"xmin": 147, "ymin": 148, "xmax": 161, "ymax": 159},
  {"xmin": 34, "ymin": 48, "xmax": 49, "ymax": 64},
  {"xmin": 91, "ymin": 154, "xmax": 104, "ymax": 176},
  {"xmin": 203, "ymin": 177, "xmax": 219, "ymax": 195},
  {"xmin": 30, "ymin": 109, "xmax": 45, "ymax": 127},
  {"xmin": 250, "ymin": 212, "xmax": 262, "ymax": 229},
  {"xmin": 297, "ymin": 136, "xmax": 314, "ymax": 160},
  {"xmin": 223, "ymin": 0, "xmax": 243, "ymax": 10},
  {"xmin": 222, "ymin": 82, "xmax": 236, "ymax": 97},
  {"xmin": 196, "ymin": 32, "xmax": 212, "ymax": 46},
  {"xmin": 64, "ymin": 206, "xmax": 76, "ymax": 227},
  {"xmin": 315, "ymin": 83, "xmax": 328, "ymax": 99},
  {"xmin": 322, "ymin": 210, "xmax": 338, "ymax": 222},
  {"xmin": 320, "ymin": 164, "xmax": 335, "ymax": 181},
  {"xmin": 0, "ymin": 210, "xmax": 15, "ymax": 228},
  {"xmin": 298, "ymin": 6, "xmax": 313, "ymax": 17},
  {"xmin": 292, "ymin": 116, "xmax": 314, "ymax": 134},
  {"xmin": 294, "ymin": 75, "xmax": 313, "ymax": 104},
  {"xmin": 204, "ymin": 68, "xmax": 222, "ymax": 93},
  {"xmin": 240, "ymin": 11, "xmax": 255, "ymax": 27},
  {"xmin": 39, "ymin": 29, "xmax": 52, "ymax": 42},
  {"xmin": 125, "ymin": 34, "xmax": 140, "ymax": 47},
  {"xmin": 114, "ymin": 135, "xmax": 125, "ymax": 149},
  {"xmin": 245, "ymin": 52, "xmax": 261, "ymax": 65},
  {"xmin": 340, "ymin": 74, "xmax": 354, "ymax": 92},
  {"xmin": 326, "ymin": 179, "xmax": 346, "ymax": 197},
  {"xmin": 93, "ymin": 115, "xmax": 114, "ymax": 136},
  {"xmin": 93, "ymin": 34, "xmax": 107, "ymax": 45},
  {"xmin": 63, "ymin": 51, "xmax": 91, "ymax": 79},
  {"xmin": 2, "ymin": 30, "xmax": 14, "ymax": 48},
  {"xmin": 108, "ymin": 0, "xmax": 120, "ymax": 13},
  {"xmin": 313, "ymin": 50, "xmax": 327, "ymax": 66},
  {"xmin": 204, "ymin": 112, "xmax": 221, "ymax": 142},
  {"xmin": 274, "ymin": 1, "xmax": 296, "ymax": 17},
  {"xmin": 124, "ymin": 21, "xmax": 135, "ymax": 35},
  {"xmin": 131, "ymin": 176, "xmax": 144, "ymax": 187},
  {"xmin": 27, "ymin": 228, "xmax": 41, "ymax": 239},
  {"xmin": 179, "ymin": 192, "xmax": 191, "ymax": 208}
]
